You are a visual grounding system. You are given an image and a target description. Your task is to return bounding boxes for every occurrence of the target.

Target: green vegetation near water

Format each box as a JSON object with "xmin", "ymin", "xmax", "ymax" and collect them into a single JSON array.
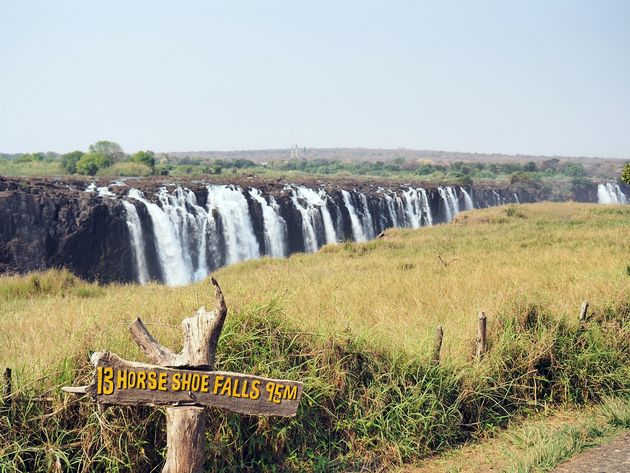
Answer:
[{"xmin": 3, "ymin": 141, "xmax": 629, "ymax": 187}]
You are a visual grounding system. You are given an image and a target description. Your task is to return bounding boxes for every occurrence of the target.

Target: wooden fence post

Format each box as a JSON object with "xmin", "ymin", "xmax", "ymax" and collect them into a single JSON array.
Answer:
[
  {"xmin": 432, "ymin": 326, "xmax": 443, "ymax": 364},
  {"xmin": 476, "ymin": 311, "xmax": 487, "ymax": 361},
  {"xmin": 129, "ymin": 277, "xmax": 228, "ymax": 473},
  {"xmin": 579, "ymin": 301, "xmax": 589, "ymax": 324},
  {"xmin": 3, "ymin": 368, "xmax": 11, "ymax": 408}
]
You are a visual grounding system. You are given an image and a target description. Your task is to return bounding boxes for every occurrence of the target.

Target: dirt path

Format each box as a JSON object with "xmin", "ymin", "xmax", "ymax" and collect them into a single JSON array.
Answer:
[{"xmin": 553, "ymin": 431, "xmax": 630, "ymax": 473}]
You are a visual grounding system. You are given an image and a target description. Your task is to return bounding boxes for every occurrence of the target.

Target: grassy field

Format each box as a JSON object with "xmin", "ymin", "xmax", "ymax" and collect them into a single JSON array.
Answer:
[
  {"xmin": 2, "ymin": 202, "xmax": 629, "ymax": 373},
  {"xmin": 0, "ymin": 202, "xmax": 629, "ymax": 471}
]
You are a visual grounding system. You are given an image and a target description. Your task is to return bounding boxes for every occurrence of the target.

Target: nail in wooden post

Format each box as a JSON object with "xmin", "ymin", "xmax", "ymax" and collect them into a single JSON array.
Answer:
[
  {"xmin": 432, "ymin": 326, "xmax": 444, "ymax": 364},
  {"xmin": 476, "ymin": 311, "xmax": 487, "ymax": 361},
  {"xmin": 578, "ymin": 301, "xmax": 589, "ymax": 324},
  {"xmin": 3, "ymin": 368, "xmax": 11, "ymax": 407}
]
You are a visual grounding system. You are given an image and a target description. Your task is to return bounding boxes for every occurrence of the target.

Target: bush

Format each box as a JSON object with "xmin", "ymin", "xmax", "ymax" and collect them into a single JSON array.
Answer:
[
  {"xmin": 60, "ymin": 151, "xmax": 84, "ymax": 174},
  {"xmin": 76, "ymin": 152, "xmax": 112, "ymax": 175},
  {"xmin": 96, "ymin": 161, "xmax": 153, "ymax": 177},
  {"xmin": 130, "ymin": 151, "xmax": 156, "ymax": 170}
]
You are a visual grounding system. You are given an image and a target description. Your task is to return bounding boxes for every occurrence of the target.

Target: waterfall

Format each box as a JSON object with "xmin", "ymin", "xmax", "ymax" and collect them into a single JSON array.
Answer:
[
  {"xmin": 86, "ymin": 182, "xmax": 116, "ymax": 198},
  {"xmin": 341, "ymin": 190, "xmax": 367, "ymax": 241},
  {"xmin": 598, "ymin": 183, "xmax": 628, "ymax": 205},
  {"xmin": 419, "ymin": 189, "xmax": 433, "ymax": 226},
  {"xmin": 119, "ymin": 182, "xmax": 547, "ymax": 287},
  {"xmin": 461, "ymin": 187, "xmax": 474, "ymax": 210},
  {"xmin": 357, "ymin": 192, "xmax": 375, "ymax": 239},
  {"xmin": 492, "ymin": 190, "xmax": 504, "ymax": 206},
  {"xmin": 514, "ymin": 193, "xmax": 520, "ymax": 204},
  {"xmin": 249, "ymin": 189, "xmax": 288, "ymax": 257},
  {"xmin": 122, "ymin": 201, "xmax": 150, "ymax": 284},
  {"xmin": 207, "ymin": 185, "xmax": 260, "ymax": 264},
  {"xmin": 401, "ymin": 189, "xmax": 423, "ymax": 228},
  {"xmin": 127, "ymin": 188, "xmax": 191, "ymax": 286},
  {"xmin": 287, "ymin": 187, "xmax": 318, "ymax": 252},
  {"xmin": 294, "ymin": 186, "xmax": 338, "ymax": 245},
  {"xmin": 382, "ymin": 192, "xmax": 400, "ymax": 227},
  {"xmin": 438, "ymin": 186, "xmax": 459, "ymax": 222},
  {"xmin": 157, "ymin": 188, "xmax": 210, "ymax": 281}
]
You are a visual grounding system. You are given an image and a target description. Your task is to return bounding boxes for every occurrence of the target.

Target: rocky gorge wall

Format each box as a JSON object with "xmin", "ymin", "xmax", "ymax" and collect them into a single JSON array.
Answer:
[{"xmin": 0, "ymin": 176, "xmax": 626, "ymax": 285}]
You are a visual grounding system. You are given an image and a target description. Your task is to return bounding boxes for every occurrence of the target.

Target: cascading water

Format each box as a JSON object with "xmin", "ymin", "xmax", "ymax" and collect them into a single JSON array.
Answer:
[
  {"xmin": 122, "ymin": 201, "xmax": 150, "ymax": 284},
  {"xmin": 207, "ymin": 185, "xmax": 260, "ymax": 264},
  {"xmin": 127, "ymin": 188, "xmax": 191, "ymax": 286},
  {"xmin": 357, "ymin": 192, "xmax": 375, "ymax": 239},
  {"xmin": 401, "ymin": 188, "xmax": 423, "ymax": 228},
  {"xmin": 492, "ymin": 190, "xmax": 504, "ymax": 206},
  {"xmin": 118, "ymin": 182, "xmax": 575, "ymax": 287},
  {"xmin": 294, "ymin": 186, "xmax": 338, "ymax": 245},
  {"xmin": 514, "ymin": 193, "xmax": 520, "ymax": 204},
  {"xmin": 438, "ymin": 186, "xmax": 460, "ymax": 222},
  {"xmin": 249, "ymin": 189, "xmax": 288, "ymax": 257},
  {"xmin": 597, "ymin": 183, "xmax": 628, "ymax": 205},
  {"xmin": 461, "ymin": 187, "xmax": 474, "ymax": 210},
  {"xmin": 341, "ymin": 190, "xmax": 367, "ymax": 241}
]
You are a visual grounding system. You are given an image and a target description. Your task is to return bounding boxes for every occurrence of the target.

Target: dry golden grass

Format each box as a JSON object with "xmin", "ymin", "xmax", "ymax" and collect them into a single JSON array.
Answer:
[{"xmin": 1, "ymin": 202, "xmax": 629, "ymax": 380}]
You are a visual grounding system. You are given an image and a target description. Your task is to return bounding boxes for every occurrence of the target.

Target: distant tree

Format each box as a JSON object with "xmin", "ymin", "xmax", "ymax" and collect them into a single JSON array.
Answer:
[
  {"xmin": 17, "ymin": 152, "xmax": 45, "ymax": 163},
  {"xmin": 523, "ymin": 161, "xmax": 538, "ymax": 172},
  {"xmin": 559, "ymin": 162, "xmax": 585, "ymax": 178},
  {"xmin": 131, "ymin": 150, "xmax": 156, "ymax": 170},
  {"xmin": 60, "ymin": 151, "xmax": 84, "ymax": 174},
  {"xmin": 76, "ymin": 152, "xmax": 113, "ymax": 175},
  {"xmin": 89, "ymin": 141, "xmax": 124, "ymax": 162},
  {"xmin": 622, "ymin": 163, "xmax": 630, "ymax": 185}
]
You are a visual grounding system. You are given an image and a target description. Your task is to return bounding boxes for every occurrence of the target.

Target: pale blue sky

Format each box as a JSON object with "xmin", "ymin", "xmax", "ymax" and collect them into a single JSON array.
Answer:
[{"xmin": 1, "ymin": 1, "xmax": 629, "ymax": 157}]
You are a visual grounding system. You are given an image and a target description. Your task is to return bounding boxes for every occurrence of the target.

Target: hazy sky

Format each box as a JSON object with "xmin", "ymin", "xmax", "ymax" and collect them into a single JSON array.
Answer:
[{"xmin": 1, "ymin": 1, "xmax": 629, "ymax": 157}]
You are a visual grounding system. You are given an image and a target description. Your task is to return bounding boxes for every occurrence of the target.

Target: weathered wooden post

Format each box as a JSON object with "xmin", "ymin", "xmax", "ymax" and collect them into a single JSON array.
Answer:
[
  {"xmin": 476, "ymin": 311, "xmax": 487, "ymax": 361},
  {"xmin": 3, "ymin": 367, "xmax": 11, "ymax": 408},
  {"xmin": 432, "ymin": 325, "xmax": 443, "ymax": 364},
  {"xmin": 64, "ymin": 277, "xmax": 303, "ymax": 473},
  {"xmin": 578, "ymin": 301, "xmax": 589, "ymax": 324}
]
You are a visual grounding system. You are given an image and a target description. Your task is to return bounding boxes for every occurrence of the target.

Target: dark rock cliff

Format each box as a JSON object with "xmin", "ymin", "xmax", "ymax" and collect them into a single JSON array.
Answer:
[{"xmin": 0, "ymin": 176, "xmax": 622, "ymax": 284}]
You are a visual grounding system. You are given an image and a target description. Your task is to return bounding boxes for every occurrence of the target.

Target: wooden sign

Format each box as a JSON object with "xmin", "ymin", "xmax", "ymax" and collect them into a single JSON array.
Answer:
[
  {"xmin": 63, "ymin": 277, "xmax": 305, "ymax": 473},
  {"xmin": 84, "ymin": 351, "xmax": 302, "ymax": 417}
]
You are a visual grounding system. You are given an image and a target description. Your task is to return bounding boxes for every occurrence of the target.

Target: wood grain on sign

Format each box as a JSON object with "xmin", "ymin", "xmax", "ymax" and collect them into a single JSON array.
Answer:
[{"xmin": 87, "ymin": 352, "xmax": 303, "ymax": 417}]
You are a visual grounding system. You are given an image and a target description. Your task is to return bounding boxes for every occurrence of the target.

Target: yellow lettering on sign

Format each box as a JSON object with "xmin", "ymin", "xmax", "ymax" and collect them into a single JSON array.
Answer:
[
  {"xmin": 232, "ymin": 379, "xmax": 241, "ymax": 398},
  {"xmin": 240, "ymin": 380, "xmax": 250, "ymax": 399},
  {"xmin": 96, "ymin": 367, "xmax": 103, "ymax": 395},
  {"xmin": 158, "ymin": 372, "xmax": 168, "ymax": 391},
  {"xmin": 220, "ymin": 377, "xmax": 232, "ymax": 396},
  {"xmin": 127, "ymin": 371, "xmax": 136, "ymax": 389},
  {"xmin": 200, "ymin": 374, "xmax": 209, "ymax": 393},
  {"xmin": 213, "ymin": 375, "xmax": 225, "ymax": 394},
  {"xmin": 137, "ymin": 371, "xmax": 147, "ymax": 390},
  {"xmin": 101, "ymin": 367, "xmax": 114, "ymax": 395},
  {"xmin": 250, "ymin": 380, "xmax": 260, "ymax": 400},
  {"xmin": 116, "ymin": 370, "xmax": 127, "ymax": 390},
  {"xmin": 147, "ymin": 371, "xmax": 157, "ymax": 390},
  {"xmin": 171, "ymin": 373, "xmax": 181, "ymax": 391},
  {"xmin": 180, "ymin": 373, "xmax": 192, "ymax": 391},
  {"xmin": 283, "ymin": 385, "xmax": 297, "ymax": 401},
  {"xmin": 273, "ymin": 382, "xmax": 283, "ymax": 404},
  {"xmin": 265, "ymin": 382, "xmax": 275, "ymax": 403}
]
